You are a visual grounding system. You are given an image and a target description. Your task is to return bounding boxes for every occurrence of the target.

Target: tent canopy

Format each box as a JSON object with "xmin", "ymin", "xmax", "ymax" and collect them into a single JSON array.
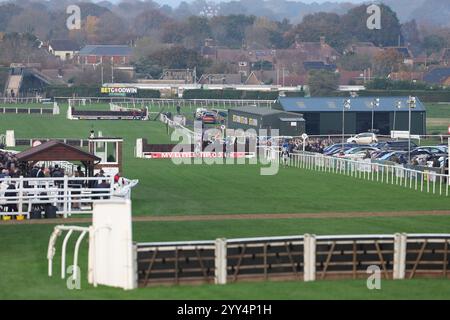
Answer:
[{"xmin": 16, "ymin": 140, "xmax": 100, "ymax": 162}]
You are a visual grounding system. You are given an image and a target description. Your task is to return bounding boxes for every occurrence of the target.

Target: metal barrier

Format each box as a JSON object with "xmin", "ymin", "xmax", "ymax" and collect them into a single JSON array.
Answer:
[
  {"xmin": 137, "ymin": 233, "xmax": 450, "ymax": 286},
  {"xmin": 285, "ymin": 151, "xmax": 449, "ymax": 196}
]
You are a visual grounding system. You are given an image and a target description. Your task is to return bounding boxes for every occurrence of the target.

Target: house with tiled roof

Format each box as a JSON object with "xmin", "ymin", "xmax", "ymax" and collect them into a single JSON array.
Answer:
[
  {"xmin": 48, "ymin": 40, "xmax": 80, "ymax": 61},
  {"xmin": 385, "ymin": 47, "xmax": 414, "ymax": 65},
  {"xmin": 440, "ymin": 48, "xmax": 450, "ymax": 65},
  {"xmin": 202, "ymin": 37, "xmax": 340, "ymax": 78},
  {"xmin": 424, "ymin": 67, "xmax": 450, "ymax": 85},
  {"xmin": 77, "ymin": 45, "xmax": 133, "ymax": 65},
  {"xmin": 344, "ymin": 42, "xmax": 383, "ymax": 59},
  {"xmin": 198, "ymin": 73, "xmax": 242, "ymax": 85}
]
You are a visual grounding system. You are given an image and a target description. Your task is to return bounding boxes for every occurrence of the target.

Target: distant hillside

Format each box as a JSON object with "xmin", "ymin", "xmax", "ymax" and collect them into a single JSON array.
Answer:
[
  {"xmin": 408, "ymin": 0, "xmax": 450, "ymax": 27},
  {"xmin": 380, "ymin": 0, "xmax": 426, "ymax": 22},
  {"xmin": 162, "ymin": 0, "xmax": 357, "ymax": 22}
]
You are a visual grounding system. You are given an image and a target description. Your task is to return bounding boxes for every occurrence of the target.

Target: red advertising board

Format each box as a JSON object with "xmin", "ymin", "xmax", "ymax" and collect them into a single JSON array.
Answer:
[{"xmin": 143, "ymin": 152, "xmax": 253, "ymax": 159}]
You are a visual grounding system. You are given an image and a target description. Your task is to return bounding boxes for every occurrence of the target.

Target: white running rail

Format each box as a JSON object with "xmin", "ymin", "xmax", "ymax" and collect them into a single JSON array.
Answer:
[{"xmin": 274, "ymin": 150, "xmax": 449, "ymax": 196}]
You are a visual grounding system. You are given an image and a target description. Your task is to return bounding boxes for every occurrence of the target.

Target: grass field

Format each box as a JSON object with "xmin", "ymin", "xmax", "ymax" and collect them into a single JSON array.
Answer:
[
  {"xmin": 425, "ymin": 103, "xmax": 450, "ymax": 134},
  {"xmin": 0, "ymin": 102, "xmax": 450, "ymax": 299},
  {"xmin": 2, "ymin": 217, "xmax": 450, "ymax": 300}
]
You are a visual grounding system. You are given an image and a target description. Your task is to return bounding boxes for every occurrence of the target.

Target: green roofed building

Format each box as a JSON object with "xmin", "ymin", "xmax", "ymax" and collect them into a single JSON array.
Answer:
[
  {"xmin": 228, "ymin": 106, "xmax": 305, "ymax": 136},
  {"xmin": 276, "ymin": 97, "xmax": 426, "ymax": 135}
]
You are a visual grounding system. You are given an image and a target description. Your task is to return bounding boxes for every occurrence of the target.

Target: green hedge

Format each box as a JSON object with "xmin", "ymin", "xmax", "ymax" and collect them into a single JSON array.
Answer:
[
  {"xmin": 45, "ymin": 86, "xmax": 160, "ymax": 99},
  {"xmin": 183, "ymin": 89, "xmax": 279, "ymax": 100}
]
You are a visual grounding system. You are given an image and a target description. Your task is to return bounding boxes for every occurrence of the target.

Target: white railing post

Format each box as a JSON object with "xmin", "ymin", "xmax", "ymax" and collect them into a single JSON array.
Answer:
[
  {"xmin": 393, "ymin": 233, "xmax": 407, "ymax": 280},
  {"xmin": 18, "ymin": 176, "xmax": 24, "ymax": 216},
  {"xmin": 215, "ymin": 238, "xmax": 227, "ymax": 285},
  {"xmin": 303, "ymin": 234, "xmax": 316, "ymax": 282},
  {"xmin": 63, "ymin": 176, "xmax": 69, "ymax": 218}
]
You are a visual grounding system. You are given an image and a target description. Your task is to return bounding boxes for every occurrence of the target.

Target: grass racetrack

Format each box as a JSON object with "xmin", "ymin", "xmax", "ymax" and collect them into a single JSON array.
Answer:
[
  {"xmin": 2, "ymin": 216, "xmax": 450, "ymax": 299},
  {"xmin": 0, "ymin": 102, "xmax": 450, "ymax": 299}
]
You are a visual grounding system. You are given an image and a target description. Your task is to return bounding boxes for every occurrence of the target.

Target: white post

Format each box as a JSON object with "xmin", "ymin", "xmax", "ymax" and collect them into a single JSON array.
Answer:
[
  {"xmin": 5, "ymin": 130, "xmax": 15, "ymax": 147},
  {"xmin": 215, "ymin": 238, "xmax": 227, "ymax": 285},
  {"xmin": 92, "ymin": 200, "xmax": 137, "ymax": 290},
  {"xmin": 73, "ymin": 230, "xmax": 88, "ymax": 281},
  {"xmin": 393, "ymin": 233, "xmax": 407, "ymax": 280},
  {"xmin": 63, "ymin": 176, "xmax": 69, "ymax": 217},
  {"xmin": 18, "ymin": 176, "xmax": 23, "ymax": 215},
  {"xmin": 61, "ymin": 230, "xmax": 74, "ymax": 279},
  {"xmin": 303, "ymin": 234, "xmax": 316, "ymax": 282}
]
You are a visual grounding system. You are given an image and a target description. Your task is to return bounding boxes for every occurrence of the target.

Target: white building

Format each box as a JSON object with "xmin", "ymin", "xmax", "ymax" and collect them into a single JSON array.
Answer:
[{"xmin": 48, "ymin": 40, "xmax": 80, "ymax": 61}]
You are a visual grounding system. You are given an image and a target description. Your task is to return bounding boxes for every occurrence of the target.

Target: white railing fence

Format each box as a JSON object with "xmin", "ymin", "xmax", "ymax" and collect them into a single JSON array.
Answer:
[
  {"xmin": 0, "ymin": 176, "xmax": 137, "ymax": 218},
  {"xmin": 60, "ymin": 97, "xmax": 276, "ymax": 109},
  {"xmin": 280, "ymin": 151, "xmax": 449, "ymax": 196},
  {"xmin": 160, "ymin": 113, "xmax": 195, "ymax": 141},
  {"xmin": 0, "ymin": 97, "xmax": 43, "ymax": 104}
]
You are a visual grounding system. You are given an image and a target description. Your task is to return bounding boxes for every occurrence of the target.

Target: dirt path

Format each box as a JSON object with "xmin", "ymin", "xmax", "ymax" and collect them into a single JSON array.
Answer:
[{"xmin": 2, "ymin": 210, "xmax": 450, "ymax": 225}]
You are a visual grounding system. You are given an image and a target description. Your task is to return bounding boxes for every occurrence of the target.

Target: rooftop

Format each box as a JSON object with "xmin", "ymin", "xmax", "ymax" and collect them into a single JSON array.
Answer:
[
  {"xmin": 16, "ymin": 140, "xmax": 100, "ymax": 162},
  {"xmin": 49, "ymin": 40, "xmax": 80, "ymax": 52},
  {"xmin": 278, "ymin": 97, "xmax": 426, "ymax": 113},
  {"xmin": 229, "ymin": 106, "xmax": 283, "ymax": 116},
  {"xmin": 78, "ymin": 45, "xmax": 133, "ymax": 57},
  {"xmin": 424, "ymin": 67, "xmax": 450, "ymax": 84}
]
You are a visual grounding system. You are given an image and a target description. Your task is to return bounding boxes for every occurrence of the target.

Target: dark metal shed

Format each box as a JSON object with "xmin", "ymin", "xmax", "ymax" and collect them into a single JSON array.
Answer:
[
  {"xmin": 277, "ymin": 96, "xmax": 426, "ymax": 135},
  {"xmin": 228, "ymin": 106, "xmax": 306, "ymax": 136}
]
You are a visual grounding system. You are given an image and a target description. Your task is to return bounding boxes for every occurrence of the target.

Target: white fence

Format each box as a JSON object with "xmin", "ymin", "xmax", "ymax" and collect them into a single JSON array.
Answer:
[
  {"xmin": 0, "ymin": 176, "xmax": 137, "ymax": 218},
  {"xmin": 160, "ymin": 113, "xmax": 195, "ymax": 141},
  {"xmin": 109, "ymin": 102, "xmax": 141, "ymax": 112},
  {"xmin": 281, "ymin": 151, "xmax": 449, "ymax": 196},
  {"xmin": 61, "ymin": 97, "xmax": 276, "ymax": 109},
  {"xmin": 0, "ymin": 102, "xmax": 59, "ymax": 115},
  {"xmin": 0, "ymin": 97, "xmax": 43, "ymax": 104}
]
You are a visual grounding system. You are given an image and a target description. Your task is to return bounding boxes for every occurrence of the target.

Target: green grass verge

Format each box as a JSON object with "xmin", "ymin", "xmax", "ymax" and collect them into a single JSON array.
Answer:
[{"xmin": 1, "ymin": 216, "xmax": 450, "ymax": 300}]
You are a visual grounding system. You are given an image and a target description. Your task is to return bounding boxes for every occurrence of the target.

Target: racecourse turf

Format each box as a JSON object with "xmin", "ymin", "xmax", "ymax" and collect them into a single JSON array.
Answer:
[
  {"xmin": 1, "ymin": 102, "xmax": 450, "ymax": 299},
  {"xmin": 2, "ymin": 216, "xmax": 450, "ymax": 300},
  {"xmin": 1, "ymin": 104, "xmax": 449, "ymax": 216}
]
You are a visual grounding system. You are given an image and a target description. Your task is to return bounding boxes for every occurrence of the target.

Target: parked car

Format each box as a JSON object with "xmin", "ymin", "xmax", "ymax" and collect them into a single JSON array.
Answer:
[
  {"xmin": 347, "ymin": 133, "xmax": 378, "ymax": 144},
  {"xmin": 410, "ymin": 148, "xmax": 433, "ymax": 157},
  {"xmin": 372, "ymin": 150, "xmax": 392, "ymax": 159},
  {"xmin": 340, "ymin": 147, "xmax": 380, "ymax": 160},
  {"xmin": 378, "ymin": 151, "xmax": 407, "ymax": 162},
  {"xmin": 382, "ymin": 140, "xmax": 418, "ymax": 151},
  {"xmin": 323, "ymin": 143, "xmax": 359, "ymax": 155},
  {"xmin": 195, "ymin": 108, "xmax": 208, "ymax": 120},
  {"xmin": 202, "ymin": 112, "xmax": 217, "ymax": 124},
  {"xmin": 371, "ymin": 142, "xmax": 388, "ymax": 149},
  {"xmin": 414, "ymin": 146, "xmax": 448, "ymax": 155},
  {"xmin": 211, "ymin": 109, "xmax": 228, "ymax": 123}
]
